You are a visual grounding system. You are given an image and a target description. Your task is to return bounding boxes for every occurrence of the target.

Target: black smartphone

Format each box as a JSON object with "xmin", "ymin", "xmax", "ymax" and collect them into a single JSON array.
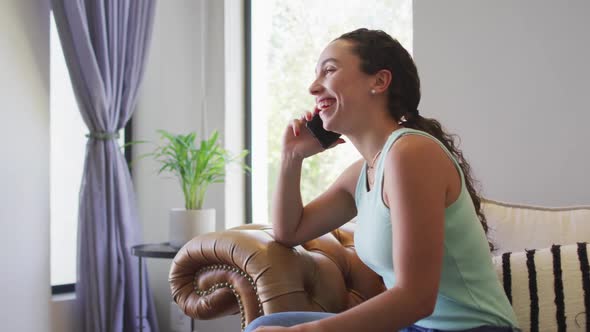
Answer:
[{"xmin": 305, "ymin": 113, "xmax": 341, "ymax": 149}]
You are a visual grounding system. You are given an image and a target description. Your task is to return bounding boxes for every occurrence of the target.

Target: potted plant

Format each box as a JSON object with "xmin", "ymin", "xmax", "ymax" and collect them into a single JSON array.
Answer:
[{"xmin": 148, "ymin": 130, "xmax": 249, "ymax": 248}]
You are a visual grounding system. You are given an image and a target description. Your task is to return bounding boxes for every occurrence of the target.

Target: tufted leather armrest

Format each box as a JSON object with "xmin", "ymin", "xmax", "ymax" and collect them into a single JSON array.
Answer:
[{"xmin": 169, "ymin": 222, "xmax": 386, "ymax": 331}]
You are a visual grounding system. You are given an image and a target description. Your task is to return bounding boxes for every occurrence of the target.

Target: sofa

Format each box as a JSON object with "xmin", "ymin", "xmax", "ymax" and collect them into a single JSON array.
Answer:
[{"xmin": 169, "ymin": 199, "xmax": 590, "ymax": 331}]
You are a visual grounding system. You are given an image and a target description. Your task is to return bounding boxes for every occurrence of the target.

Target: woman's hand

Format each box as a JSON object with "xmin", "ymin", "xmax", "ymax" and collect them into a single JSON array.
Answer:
[{"xmin": 282, "ymin": 108, "xmax": 345, "ymax": 160}]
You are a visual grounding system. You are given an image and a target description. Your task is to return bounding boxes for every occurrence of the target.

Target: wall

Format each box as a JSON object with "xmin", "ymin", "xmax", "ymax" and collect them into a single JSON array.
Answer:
[
  {"xmin": 414, "ymin": 0, "xmax": 590, "ymax": 206},
  {"xmin": 134, "ymin": 0, "xmax": 243, "ymax": 331},
  {"xmin": 0, "ymin": 1, "xmax": 242, "ymax": 331},
  {"xmin": 0, "ymin": 0, "xmax": 51, "ymax": 331}
]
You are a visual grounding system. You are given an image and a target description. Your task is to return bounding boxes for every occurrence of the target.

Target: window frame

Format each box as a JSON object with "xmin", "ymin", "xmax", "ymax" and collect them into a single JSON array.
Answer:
[
  {"xmin": 244, "ymin": 1, "xmax": 412, "ymax": 226},
  {"xmin": 245, "ymin": 0, "xmax": 253, "ymax": 224}
]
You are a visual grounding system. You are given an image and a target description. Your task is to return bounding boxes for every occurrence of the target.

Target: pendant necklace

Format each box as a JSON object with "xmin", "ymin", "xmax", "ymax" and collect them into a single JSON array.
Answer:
[{"xmin": 367, "ymin": 150, "xmax": 382, "ymax": 188}]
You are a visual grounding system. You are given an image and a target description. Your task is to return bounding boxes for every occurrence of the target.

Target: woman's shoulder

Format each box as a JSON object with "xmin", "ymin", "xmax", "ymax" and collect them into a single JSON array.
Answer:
[
  {"xmin": 388, "ymin": 131, "xmax": 447, "ymax": 159},
  {"xmin": 382, "ymin": 132, "xmax": 458, "ymax": 186}
]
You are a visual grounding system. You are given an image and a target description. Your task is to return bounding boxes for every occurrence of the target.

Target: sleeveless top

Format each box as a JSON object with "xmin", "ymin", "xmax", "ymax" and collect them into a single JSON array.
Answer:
[{"xmin": 354, "ymin": 128, "xmax": 518, "ymax": 330}]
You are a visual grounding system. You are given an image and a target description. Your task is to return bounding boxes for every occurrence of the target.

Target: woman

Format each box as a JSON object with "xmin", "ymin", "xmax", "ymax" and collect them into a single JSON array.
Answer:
[{"xmin": 246, "ymin": 28, "xmax": 519, "ymax": 332}]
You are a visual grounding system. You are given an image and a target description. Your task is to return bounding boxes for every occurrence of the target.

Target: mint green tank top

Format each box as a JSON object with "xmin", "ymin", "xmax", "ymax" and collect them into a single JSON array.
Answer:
[{"xmin": 354, "ymin": 128, "xmax": 518, "ymax": 330}]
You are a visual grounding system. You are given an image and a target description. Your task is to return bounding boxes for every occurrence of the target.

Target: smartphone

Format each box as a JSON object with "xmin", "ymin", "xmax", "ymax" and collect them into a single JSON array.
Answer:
[{"xmin": 305, "ymin": 113, "xmax": 342, "ymax": 149}]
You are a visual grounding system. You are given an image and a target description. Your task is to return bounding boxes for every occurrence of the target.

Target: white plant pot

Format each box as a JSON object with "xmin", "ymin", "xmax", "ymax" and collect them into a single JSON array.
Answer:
[{"xmin": 169, "ymin": 208, "xmax": 216, "ymax": 248}]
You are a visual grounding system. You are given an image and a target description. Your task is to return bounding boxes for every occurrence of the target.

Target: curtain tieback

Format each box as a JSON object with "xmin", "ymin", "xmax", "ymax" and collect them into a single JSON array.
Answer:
[{"xmin": 86, "ymin": 131, "xmax": 120, "ymax": 140}]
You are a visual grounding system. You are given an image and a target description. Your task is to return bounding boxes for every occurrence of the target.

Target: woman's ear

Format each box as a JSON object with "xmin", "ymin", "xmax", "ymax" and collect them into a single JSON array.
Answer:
[{"xmin": 373, "ymin": 69, "xmax": 392, "ymax": 94}]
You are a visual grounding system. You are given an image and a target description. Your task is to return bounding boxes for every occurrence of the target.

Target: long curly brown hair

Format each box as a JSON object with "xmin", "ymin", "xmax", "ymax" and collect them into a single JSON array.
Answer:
[{"xmin": 337, "ymin": 28, "xmax": 493, "ymax": 251}]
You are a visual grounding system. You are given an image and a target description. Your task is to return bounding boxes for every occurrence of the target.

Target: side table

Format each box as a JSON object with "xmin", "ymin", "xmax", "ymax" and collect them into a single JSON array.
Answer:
[{"xmin": 131, "ymin": 243, "xmax": 193, "ymax": 332}]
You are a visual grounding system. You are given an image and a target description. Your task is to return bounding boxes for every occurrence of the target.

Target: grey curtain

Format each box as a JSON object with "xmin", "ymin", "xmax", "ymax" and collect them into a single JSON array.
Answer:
[{"xmin": 50, "ymin": 1, "xmax": 159, "ymax": 331}]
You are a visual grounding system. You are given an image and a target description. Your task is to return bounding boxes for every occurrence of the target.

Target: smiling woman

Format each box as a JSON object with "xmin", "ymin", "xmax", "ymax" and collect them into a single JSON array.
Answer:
[
  {"xmin": 249, "ymin": 0, "xmax": 412, "ymax": 224},
  {"xmin": 246, "ymin": 26, "xmax": 519, "ymax": 332}
]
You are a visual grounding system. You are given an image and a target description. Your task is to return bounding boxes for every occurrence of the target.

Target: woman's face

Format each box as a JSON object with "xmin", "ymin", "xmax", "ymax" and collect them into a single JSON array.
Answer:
[{"xmin": 309, "ymin": 39, "xmax": 374, "ymax": 133}]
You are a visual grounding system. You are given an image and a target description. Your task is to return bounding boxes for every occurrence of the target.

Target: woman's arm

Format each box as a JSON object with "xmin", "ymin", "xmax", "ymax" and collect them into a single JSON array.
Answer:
[
  {"xmin": 296, "ymin": 135, "xmax": 455, "ymax": 332},
  {"xmin": 271, "ymin": 111, "xmax": 358, "ymax": 247},
  {"xmin": 272, "ymin": 154, "xmax": 362, "ymax": 247}
]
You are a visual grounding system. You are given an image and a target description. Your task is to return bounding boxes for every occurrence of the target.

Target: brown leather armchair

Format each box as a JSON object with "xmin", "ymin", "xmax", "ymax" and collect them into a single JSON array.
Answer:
[{"xmin": 169, "ymin": 222, "xmax": 386, "ymax": 331}]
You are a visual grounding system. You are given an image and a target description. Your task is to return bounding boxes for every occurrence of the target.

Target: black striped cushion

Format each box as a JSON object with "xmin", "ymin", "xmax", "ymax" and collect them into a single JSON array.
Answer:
[{"xmin": 493, "ymin": 243, "xmax": 590, "ymax": 331}]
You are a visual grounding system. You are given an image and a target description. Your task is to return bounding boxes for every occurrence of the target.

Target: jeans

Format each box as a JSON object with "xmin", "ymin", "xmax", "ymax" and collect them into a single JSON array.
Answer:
[{"xmin": 243, "ymin": 311, "xmax": 519, "ymax": 332}]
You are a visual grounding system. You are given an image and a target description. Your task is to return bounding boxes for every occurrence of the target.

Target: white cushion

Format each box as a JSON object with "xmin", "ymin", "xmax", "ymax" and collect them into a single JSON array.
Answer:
[
  {"xmin": 493, "ymin": 243, "xmax": 590, "ymax": 331},
  {"xmin": 483, "ymin": 199, "xmax": 590, "ymax": 254}
]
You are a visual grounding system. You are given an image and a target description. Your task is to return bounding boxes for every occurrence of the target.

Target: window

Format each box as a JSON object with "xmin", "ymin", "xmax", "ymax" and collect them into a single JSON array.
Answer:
[
  {"xmin": 248, "ymin": 0, "xmax": 413, "ymax": 223},
  {"xmin": 50, "ymin": 14, "xmax": 129, "ymax": 292}
]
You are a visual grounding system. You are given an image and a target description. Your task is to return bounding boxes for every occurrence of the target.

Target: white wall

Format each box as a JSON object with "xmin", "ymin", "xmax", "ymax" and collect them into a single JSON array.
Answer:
[
  {"xmin": 0, "ymin": 1, "xmax": 243, "ymax": 331},
  {"xmin": 0, "ymin": 0, "xmax": 51, "ymax": 331},
  {"xmin": 134, "ymin": 0, "xmax": 243, "ymax": 331},
  {"xmin": 414, "ymin": 0, "xmax": 590, "ymax": 206}
]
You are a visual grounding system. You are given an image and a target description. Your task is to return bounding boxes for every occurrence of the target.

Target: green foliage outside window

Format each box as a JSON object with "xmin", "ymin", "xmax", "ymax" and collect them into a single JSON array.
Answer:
[{"xmin": 256, "ymin": 0, "xmax": 412, "ymax": 219}]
